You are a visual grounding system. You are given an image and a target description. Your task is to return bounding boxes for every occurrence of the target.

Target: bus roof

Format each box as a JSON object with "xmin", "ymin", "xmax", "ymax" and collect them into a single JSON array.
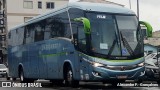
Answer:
[
  {"xmin": 9, "ymin": 2, "xmax": 135, "ymax": 31},
  {"xmin": 68, "ymin": 2, "xmax": 135, "ymax": 14}
]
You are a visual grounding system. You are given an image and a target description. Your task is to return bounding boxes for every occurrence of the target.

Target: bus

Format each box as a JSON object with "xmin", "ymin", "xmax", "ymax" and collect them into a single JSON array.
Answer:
[{"xmin": 7, "ymin": 1, "xmax": 153, "ymax": 86}]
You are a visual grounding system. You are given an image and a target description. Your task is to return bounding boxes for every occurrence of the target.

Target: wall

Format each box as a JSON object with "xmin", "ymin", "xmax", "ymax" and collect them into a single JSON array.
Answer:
[{"xmin": 6, "ymin": 0, "xmax": 68, "ymax": 30}]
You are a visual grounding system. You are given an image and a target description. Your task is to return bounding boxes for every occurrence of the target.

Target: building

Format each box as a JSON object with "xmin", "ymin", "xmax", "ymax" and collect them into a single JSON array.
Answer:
[
  {"xmin": 144, "ymin": 30, "xmax": 160, "ymax": 46},
  {"xmin": 144, "ymin": 30, "xmax": 160, "ymax": 55},
  {"xmin": 0, "ymin": 0, "xmax": 6, "ymax": 63},
  {"xmin": 152, "ymin": 30, "xmax": 160, "ymax": 38},
  {"xmin": 7, "ymin": 0, "xmax": 68, "ymax": 30}
]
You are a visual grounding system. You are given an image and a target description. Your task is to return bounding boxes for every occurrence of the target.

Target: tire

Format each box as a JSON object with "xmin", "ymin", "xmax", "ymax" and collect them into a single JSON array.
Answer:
[
  {"xmin": 7, "ymin": 77, "xmax": 10, "ymax": 80},
  {"xmin": 64, "ymin": 66, "xmax": 79, "ymax": 87},
  {"xmin": 6, "ymin": 73, "xmax": 10, "ymax": 80},
  {"xmin": 11, "ymin": 78, "xmax": 16, "ymax": 81},
  {"xmin": 19, "ymin": 68, "xmax": 34, "ymax": 83},
  {"xmin": 19, "ymin": 68, "xmax": 25, "ymax": 83}
]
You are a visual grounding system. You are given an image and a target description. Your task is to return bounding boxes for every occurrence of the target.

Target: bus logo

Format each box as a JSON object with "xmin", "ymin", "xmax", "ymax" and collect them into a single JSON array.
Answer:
[{"xmin": 121, "ymin": 66, "xmax": 125, "ymax": 71}]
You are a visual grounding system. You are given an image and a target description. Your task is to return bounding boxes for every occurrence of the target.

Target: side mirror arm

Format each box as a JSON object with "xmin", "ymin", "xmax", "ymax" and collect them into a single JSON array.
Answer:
[{"xmin": 139, "ymin": 21, "xmax": 153, "ymax": 37}]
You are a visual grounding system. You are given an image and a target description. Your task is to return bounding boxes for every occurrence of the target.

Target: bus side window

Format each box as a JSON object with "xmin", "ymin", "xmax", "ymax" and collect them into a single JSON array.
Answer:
[
  {"xmin": 50, "ymin": 17, "xmax": 65, "ymax": 38},
  {"xmin": 57, "ymin": 11, "xmax": 71, "ymax": 38},
  {"xmin": 24, "ymin": 26, "xmax": 32, "ymax": 44},
  {"xmin": 77, "ymin": 25, "xmax": 87, "ymax": 52},
  {"xmin": 44, "ymin": 11, "xmax": 70, "ymax": 39},
  {"xmin": 34, "ymin": 22, "xmax": 44, "ymax": 42}
]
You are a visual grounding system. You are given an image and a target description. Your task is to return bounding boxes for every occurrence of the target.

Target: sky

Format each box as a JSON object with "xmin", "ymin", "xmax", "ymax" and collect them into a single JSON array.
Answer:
[{"xmin": 70, "ymin": 0, "xmax": 160, "ymax": 31}]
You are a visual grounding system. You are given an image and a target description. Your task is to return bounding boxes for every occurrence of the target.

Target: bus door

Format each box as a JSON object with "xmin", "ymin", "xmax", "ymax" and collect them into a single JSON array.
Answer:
[{"xmin": 74, "ymin": 24, "xmax": 90, "ymax": 80}]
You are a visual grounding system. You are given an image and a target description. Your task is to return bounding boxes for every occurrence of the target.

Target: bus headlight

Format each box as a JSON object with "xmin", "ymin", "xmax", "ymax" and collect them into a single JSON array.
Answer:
[
  {"xmin": 93, "ymin": 62, "xmax": 104, "ymax": 67},
  {"xmin": 138, "ymin": 62, "xmax": 144, "ymax": 67}
]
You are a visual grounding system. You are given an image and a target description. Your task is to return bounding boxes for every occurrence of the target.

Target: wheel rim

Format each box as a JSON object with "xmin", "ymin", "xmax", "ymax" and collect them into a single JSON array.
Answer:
[
  {"xmin": 20, "ymin": 71, "xmax": 24, "ymax": 82},
  {"xmin": 67, "ymin": 70, "xmax": 72, "ymax": 84}
]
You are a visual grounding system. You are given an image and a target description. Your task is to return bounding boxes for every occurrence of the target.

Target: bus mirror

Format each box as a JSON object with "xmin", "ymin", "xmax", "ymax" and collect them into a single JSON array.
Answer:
[
  {"xmin": 74, "ymin": 17, "xmax": 91, "ymax": 34},
  {"xmin": 139, "ymin": 21, "xmax": 153, "ymax": 37}
]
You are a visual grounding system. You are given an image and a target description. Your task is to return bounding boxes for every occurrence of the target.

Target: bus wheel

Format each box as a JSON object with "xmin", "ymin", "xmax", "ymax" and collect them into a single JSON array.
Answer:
[
  {"xmin": 20, "ymin": 68, "xmax": 25, "ymax": 82},
  {"xmin": 19, "ymin": 68, "xmax": 32, "ymax": 83},
  {"xmin": 64, "ymin": 66, "xmax": 79, "ymax": 87},
  {"xmin": 11, "ymin": 78, "xmax": 16, "ymax": 81},
  {"xmin": 6, "ymin": 73, "xmax": 10, "ymax": 80}
]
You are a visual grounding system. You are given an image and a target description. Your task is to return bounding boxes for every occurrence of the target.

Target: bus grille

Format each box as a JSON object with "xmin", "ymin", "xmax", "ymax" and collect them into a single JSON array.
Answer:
[{"xmin": 104, "ymin": 65, "xmax": 138, "ymax": 71}]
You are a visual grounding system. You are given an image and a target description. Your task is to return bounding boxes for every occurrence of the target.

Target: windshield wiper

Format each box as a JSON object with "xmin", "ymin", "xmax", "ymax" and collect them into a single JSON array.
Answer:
[
  {"xmin": 120, "ymin": 31, "xmax": 135, "ymax": 56},
  {"xmin": 108, "ymin": 39, "xmax": 117, "ymax": 57},
  {"xmin": 108, "ymin": 32, "xmax": 118, "ymax": 57}
]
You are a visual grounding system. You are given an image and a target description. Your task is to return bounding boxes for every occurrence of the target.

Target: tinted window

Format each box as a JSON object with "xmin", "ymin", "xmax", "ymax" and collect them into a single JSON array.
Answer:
[
  {"xmin": 34, "ymin": 21, "xmax": 45, "ymax": 42},
  {"xmin": 44, "ymin": 11, "xmax": 70, "ymax": 39},
  {"xmin": 68, "ymin": 8, "xmax": 84, "ymax": 35},
  {"xmin": 24, "ymin": 25, "xmax": 35, "ymax": 44},
  {"xmin": 69, "ymin": 8, "xmax": 86, "ymax": 51}
]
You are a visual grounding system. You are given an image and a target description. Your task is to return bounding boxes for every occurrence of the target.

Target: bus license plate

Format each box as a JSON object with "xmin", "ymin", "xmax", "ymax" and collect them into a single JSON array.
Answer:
[{"xmin": 117, "ymin": 76, "xmax": 127, "ymax": 79}]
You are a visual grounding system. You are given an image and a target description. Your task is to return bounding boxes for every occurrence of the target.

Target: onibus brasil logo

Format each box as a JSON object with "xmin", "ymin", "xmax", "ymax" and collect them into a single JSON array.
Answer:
[{"xmin": 1, "ymin": 82, "xmax": 42, "ymax": 87}]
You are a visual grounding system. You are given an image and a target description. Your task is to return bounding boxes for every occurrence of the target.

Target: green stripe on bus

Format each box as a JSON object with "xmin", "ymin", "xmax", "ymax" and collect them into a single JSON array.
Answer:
[
  {"xmin": 40, "ymin": 52, "xmax": 66, "ymax": 57},
  {"xmin": 79, "ymin": 52, "xmax": 143, "ymax": 62}
]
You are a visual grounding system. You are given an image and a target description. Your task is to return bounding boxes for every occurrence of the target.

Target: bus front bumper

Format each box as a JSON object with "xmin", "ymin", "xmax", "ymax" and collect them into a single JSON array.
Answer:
[{"xmin": 90, "ymin": 66, "xmax": 145, "ymax": 81}]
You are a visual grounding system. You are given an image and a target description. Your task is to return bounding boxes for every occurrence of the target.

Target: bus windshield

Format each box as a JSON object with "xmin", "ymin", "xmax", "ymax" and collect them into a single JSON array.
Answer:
[{"xmin": 86, "ymin": 12, "xmax": 143, "ymax": 59}]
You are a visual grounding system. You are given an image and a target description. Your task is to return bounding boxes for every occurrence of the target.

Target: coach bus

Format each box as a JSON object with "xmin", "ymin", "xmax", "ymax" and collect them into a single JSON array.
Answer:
[{"xmin": 7, "ymin": 1, "xmax": 152, "ymax": 86}]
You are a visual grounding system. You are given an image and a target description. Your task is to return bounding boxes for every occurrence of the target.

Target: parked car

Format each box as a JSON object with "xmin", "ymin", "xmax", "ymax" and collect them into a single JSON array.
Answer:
[
  {"xmin": 145, "ymin": 53, "xmax": 160, "ymax": 65},
  {"xmin": 145, "ymin": 56, "xmax": 160, "ymax": 83},
  {"xmin": 0, "ymin": 64, "xmax": 7, "ymax": 77}
]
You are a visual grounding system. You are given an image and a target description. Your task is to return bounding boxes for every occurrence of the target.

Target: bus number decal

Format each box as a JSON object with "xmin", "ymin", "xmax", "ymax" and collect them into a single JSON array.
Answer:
[{"xmin": 41, "ymin": 43, "xmax": 60, "ymax": 51}]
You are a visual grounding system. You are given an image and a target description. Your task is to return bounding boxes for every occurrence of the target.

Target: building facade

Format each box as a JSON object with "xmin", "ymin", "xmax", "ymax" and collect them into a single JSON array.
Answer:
[
  {"xmin": 7, "ymin": 0, "xmax": 68, "ymax": 30},
  {"xmin": 152, "ymin": 30, "xmax": 160, "ymax": 38},
  {"xmin": 144, "ymin": 30, "xmax": 160, "ymax": 46},
  {"xmin": 0, "ymin": 0, "xmax": 7, "ymax": 63}
]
